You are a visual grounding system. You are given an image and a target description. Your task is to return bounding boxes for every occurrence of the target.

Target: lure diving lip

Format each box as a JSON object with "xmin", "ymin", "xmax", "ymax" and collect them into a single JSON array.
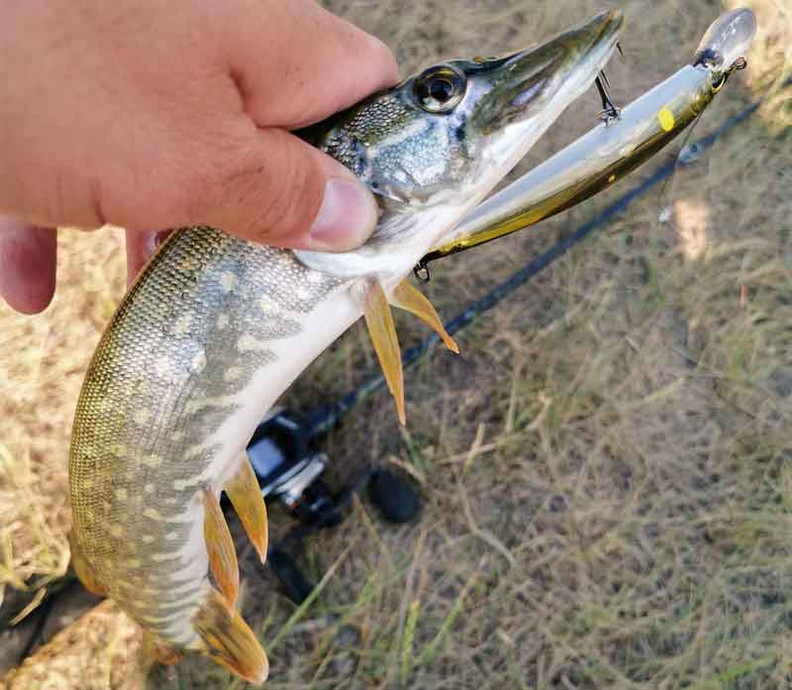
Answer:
[{"xmin": 422, "ymin": 8, "xmax": 757, "ymax": 265}]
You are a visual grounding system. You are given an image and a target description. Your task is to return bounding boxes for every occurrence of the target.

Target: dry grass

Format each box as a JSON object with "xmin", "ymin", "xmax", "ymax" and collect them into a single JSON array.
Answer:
[
  {"xmin": 0, "ymin": 230, "xmax": 125, "ymax": 601},
  {"xmin": 1, "ymin": 0, "xmax": 791, "ymax": 688},
  {"xmin": 1, "ymin": 602, "xmax": 145, "ymax": 690}
]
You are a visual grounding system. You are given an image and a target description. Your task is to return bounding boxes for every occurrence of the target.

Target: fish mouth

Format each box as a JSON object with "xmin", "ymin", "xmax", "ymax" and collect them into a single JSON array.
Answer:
[{"xmin": 472, "ymin": 10, "xmax": 623, "ymax": 132}]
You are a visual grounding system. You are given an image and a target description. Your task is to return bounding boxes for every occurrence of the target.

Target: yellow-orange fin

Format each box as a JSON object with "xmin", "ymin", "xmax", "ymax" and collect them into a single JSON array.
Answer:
[
  {"xmin": 390, "ymin": 279, "xmax": 459, "ymax": 354},
  {"xmin": 363, "ymin": 280, "xmax": 406, "ymax": 425},
  {"xmin": 226, "ymin": 455, "xmax": 268, "ymax": 564},
  {"xmin": 193, "ymin": 588, "xmax": 269, "ymax": 685},
  {"xmin": 203, "ymin": 489, "xmax": 239, "ymax": 609},
  {"xmin": 68, "ymin": 531, "xmax": 107, "ymax": 597}
]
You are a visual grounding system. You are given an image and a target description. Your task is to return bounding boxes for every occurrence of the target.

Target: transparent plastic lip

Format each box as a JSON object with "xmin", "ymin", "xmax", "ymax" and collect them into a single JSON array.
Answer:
[{"xmin": 696, "ymin": 8, "xmax": 757, "ymax": 71}]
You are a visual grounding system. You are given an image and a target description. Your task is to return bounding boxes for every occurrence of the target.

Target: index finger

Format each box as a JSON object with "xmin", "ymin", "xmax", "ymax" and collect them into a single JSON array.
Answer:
[{"xmin": 225, "ymin": 0, "xmax": 400, "ymax": 129}]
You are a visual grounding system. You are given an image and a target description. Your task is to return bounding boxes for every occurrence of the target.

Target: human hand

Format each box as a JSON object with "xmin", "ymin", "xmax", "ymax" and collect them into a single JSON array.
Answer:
[{"xmin": 0, "ymin": 0, "xmax": 399, "ymax": 314}]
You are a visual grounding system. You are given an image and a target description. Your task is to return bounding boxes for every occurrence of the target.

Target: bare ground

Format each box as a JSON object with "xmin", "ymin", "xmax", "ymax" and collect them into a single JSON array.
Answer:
[{"xmin": 1, "ymin": 0, "xmax": 790, "ymax": 688}]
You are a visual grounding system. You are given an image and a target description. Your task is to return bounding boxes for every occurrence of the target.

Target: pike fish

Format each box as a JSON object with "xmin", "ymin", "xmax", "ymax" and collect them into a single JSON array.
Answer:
[{"xmin": 68, "ymin": 12, "xmax": 622, "ymax": 684}]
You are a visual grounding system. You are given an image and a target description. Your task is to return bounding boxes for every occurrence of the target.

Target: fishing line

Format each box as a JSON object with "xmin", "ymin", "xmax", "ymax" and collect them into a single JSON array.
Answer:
[
  {"xmin": 306, "ymin": 92, "xmax": 772, "ymax": 439},
  {"xmin": 652, "ymin": 58, "xmax": 754, "ymax": 223},
  {"xmin": 654, "ymin": 109, "xmax": 706, "ymax": 220}
]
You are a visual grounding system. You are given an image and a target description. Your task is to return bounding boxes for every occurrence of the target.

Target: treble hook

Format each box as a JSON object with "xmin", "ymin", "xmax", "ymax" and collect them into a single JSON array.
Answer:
[
  {"xmin": 595, "ymin": 71, "xmax": 621, "ymax": 125},
  {"xmin": 595, "ymin": 41, "xmax": 624, "ymax": 125}
]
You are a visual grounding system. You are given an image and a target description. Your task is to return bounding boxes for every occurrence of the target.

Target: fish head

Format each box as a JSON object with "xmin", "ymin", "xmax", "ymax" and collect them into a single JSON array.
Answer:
[{"xmin": 296, "ymin": 10, "xmax": 623, "ymax": 280}]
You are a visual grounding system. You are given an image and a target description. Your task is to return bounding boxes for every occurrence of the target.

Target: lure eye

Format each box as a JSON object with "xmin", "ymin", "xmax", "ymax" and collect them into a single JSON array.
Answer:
[{"xmin": 414, "ymin": 65, "xmax": 467, "ymax": 113}]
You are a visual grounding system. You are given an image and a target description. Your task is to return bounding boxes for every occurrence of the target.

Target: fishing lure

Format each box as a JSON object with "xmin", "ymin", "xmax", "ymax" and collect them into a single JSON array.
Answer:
[{"xmin": 425, "ymin": 8, "xmax": 757, "ymax": 262}]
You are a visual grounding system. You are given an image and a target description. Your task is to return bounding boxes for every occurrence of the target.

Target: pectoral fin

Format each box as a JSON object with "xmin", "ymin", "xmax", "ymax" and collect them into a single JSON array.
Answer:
[
  {"xmin": 363, "ymin": 280, "xmax": 406, "ymax": 425},
  {"xmin": 225, "ymin": 455, "xmax": 268, "ymax": 564},
  {"xmin": 203, "ymin": 489, "xmax": 239, "ymax": 608},
  {"xmin": 390, "ymin": 279, "xmax": 459, "ymax": 354}
]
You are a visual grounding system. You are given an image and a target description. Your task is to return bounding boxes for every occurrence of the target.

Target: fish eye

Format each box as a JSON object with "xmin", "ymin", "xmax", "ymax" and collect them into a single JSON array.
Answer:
[{"xmin": 414, "ymin": 65, "xmax": 467, "ymax": 113}]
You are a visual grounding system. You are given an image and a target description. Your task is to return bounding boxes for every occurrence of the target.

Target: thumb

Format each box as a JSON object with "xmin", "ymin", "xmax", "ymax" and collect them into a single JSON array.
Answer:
[{"xmin": 197, "ymin": 127, "xmax": 379, "ymax": 252}]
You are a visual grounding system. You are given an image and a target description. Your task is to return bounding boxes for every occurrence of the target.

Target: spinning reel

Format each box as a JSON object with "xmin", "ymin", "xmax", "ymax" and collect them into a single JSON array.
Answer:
[{"xmin": 242, "ymin": 408, "xmax": 422, "ymax": 603}]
